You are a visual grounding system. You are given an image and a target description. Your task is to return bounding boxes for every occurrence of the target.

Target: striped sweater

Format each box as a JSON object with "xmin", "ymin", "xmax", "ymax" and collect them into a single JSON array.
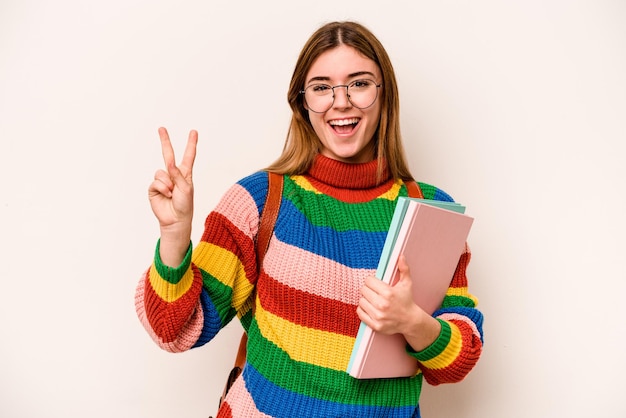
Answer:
[{"xmin": 135, "ymin": 154, "xmax": 484, "ymax": 418}]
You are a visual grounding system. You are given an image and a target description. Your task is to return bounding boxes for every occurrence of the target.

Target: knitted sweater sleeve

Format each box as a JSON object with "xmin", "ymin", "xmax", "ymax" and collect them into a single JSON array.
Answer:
[{"xmin": 134, "ymin": 173, "xmax": 267, "ymax": 352}]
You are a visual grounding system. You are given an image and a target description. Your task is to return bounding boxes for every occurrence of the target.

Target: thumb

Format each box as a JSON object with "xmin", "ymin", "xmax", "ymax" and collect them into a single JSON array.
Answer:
[{"xmin": 396, "ymin": 255, "xmax": 412, "ymax": 286}]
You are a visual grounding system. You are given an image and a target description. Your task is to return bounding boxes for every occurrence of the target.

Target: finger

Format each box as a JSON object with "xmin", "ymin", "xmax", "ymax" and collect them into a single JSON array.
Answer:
[
  {"xmin": 363, "ymin": 274, "xmax": 388, "ymax": 293},
  {"xmin": 156, "ymin": 127, "xmax": 189, "ymax": 189},
  {"xmin": 357, "ymin": 297, "xmax": 374, "ymax": 321},
  {"xmin": 158, "ymin": 127, "xmax": 176, "ymax": 170},
  {"xmin": 398, "ymin": 255, "xmax": 410, "ymax": 273},
  {"xmin": 166, "ymin": 161, "xmax": 192, "ymax": 193},
  {"xmin": 355, "ymin": 305, "xmax": 371, "ymax": 324},
  {"xmin": 357, "ymin": 298, "xmax": 384, "ymax": 330},
  {"xmin": 154, "ymin": 169, "xmax": 174, "ymax": 188},
  {"xmin": 360, "ymin": 277, "xmax": 393, "ymax": 313},
  {"xmin": 179, "ymin": 130, "xmax": 198, "ymax": 177},
  {"xmin": 360, "ymin": 281, "xmax": 377, "ymax": 303},
  {"xmin": 149, "ymin": 178, "xmax": 173, "ymax": 199},
  {"xmin": 396, "ymin": 255, "xmax": 412, "ymax": 285}
]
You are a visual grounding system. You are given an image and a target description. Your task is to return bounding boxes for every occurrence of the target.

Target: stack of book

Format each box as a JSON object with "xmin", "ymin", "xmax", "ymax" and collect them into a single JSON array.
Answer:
[{"xmin": 347, "ymin": 197, "xmax": 474, "ymax": 379}]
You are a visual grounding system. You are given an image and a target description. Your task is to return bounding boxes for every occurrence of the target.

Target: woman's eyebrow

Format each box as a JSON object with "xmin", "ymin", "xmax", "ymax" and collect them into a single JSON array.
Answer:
[
  {"xmin": 306, "ymin": 76, "xmax": 331, "ymax": 84},
  {"xmin": 348, "ymin": 71, "xmax": 376, "ymax": 79},
  {"xmin": 306, "ymin": 71, "xmax": 378, "ymax": 85}
]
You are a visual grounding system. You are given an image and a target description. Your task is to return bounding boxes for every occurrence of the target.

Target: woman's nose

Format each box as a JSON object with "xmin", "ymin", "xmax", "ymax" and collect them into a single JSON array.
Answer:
[{"xmin": 332, "ymin": 85, "xmax": 352, "ymax": 109}]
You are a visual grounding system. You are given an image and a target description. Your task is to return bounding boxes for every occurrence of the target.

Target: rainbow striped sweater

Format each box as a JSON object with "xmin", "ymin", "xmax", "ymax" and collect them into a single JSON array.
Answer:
[{"xmin": 135, "ymin": 155, "xmax": 484, "ymax": 418}]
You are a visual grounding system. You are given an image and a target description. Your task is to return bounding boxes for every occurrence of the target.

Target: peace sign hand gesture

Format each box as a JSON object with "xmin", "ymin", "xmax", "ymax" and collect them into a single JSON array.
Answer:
[{"xmin": 148, "ymin": 127, "xmax": 198, "ymax": 266}]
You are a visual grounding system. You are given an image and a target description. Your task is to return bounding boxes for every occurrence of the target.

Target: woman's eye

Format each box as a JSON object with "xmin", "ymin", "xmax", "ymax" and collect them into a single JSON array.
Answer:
[
  {"xmin": 312, "ymin": 84, "xmax": 331, "ymax": 93},
  {"xmin": 351, "ymin": 80, "xmax": 371, "ymax": 89}
]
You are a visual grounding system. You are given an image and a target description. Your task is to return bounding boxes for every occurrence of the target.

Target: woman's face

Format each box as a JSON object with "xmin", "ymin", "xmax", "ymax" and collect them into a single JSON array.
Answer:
[{"xmin": 304, "ymin": 45, "xmax": 382, "ymax": 164}]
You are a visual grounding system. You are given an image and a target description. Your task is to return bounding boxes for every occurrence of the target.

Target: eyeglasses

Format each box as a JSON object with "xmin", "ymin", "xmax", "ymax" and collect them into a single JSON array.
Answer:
[{"xmin": 300, "ymin": 79, "xmax": 381, "ymax": 113}]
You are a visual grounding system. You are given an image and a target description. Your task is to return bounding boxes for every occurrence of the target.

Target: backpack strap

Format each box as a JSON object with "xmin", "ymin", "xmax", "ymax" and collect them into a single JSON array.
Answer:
[
  {"xmin": 404, "ymin": 179, "xmax": 424, "ymax": 199},
  {"xmin": 216, "ymin": 172, "xmax": 283, "ymax": 413},
  {"xmin": 257, "ymin": 172, "xmax": 284, "ymax": 267}
]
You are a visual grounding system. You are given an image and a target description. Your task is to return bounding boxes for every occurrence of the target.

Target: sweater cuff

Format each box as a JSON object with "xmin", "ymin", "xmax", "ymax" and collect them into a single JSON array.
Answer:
[
  {"xmin": 153, "ymin": 239, "xmax": 193, "ymax": 284},
  {"xmin": 407, "ymin": 318, "xmax": 451, "ymax": 361}
]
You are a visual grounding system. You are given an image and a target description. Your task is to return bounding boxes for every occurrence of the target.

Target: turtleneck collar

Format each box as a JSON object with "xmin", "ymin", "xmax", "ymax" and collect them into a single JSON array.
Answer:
[{"xmin": 305, "ymin": 154, "xmax": 391, "ymax": 189}]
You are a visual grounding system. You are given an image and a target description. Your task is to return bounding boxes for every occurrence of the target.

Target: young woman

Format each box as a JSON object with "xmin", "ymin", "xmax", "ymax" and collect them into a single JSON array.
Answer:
[{"xmin": 136, "ymin": 21, "xmax": 484, "ymax": 418}]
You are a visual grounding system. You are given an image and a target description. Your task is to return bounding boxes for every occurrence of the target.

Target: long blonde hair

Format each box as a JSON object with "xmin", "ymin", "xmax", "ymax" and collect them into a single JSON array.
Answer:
[{"xmin": 266, "ymin": 21, "xmax": 414, "ymax": 182}]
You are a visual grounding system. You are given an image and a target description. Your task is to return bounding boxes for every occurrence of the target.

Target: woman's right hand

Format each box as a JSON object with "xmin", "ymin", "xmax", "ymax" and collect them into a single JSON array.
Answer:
[{"xmin": 148, "ymin": 127, "xmax": 198, "ymax": 266}]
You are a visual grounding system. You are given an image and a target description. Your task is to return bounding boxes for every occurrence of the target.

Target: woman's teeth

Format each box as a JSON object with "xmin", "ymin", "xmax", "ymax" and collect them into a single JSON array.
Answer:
[{"xmin": 329, "ymin": 118, "xmax": 360, "ymax": 126}]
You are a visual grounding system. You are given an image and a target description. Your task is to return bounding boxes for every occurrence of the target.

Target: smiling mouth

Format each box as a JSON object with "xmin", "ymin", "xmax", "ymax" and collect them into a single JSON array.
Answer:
[{"xmin": 329, "ymin": 117, "xmax": 360, "ymax": 134}]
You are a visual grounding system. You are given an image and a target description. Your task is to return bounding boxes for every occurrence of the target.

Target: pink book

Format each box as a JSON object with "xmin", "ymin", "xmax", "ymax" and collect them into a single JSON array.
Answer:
[{"xmin": 347, "ymin": 198, "xmax": 473, "ymax": 379}]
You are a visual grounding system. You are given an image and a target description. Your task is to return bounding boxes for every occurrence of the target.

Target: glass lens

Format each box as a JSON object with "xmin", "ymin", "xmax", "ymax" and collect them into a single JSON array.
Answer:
[
  {"xmin": 304, "ymin": 84, "xmax": 334, "ymax": 113},
  {"xmin": 346, "ymin": 79, "xmax": 378, "ymax": 110}
]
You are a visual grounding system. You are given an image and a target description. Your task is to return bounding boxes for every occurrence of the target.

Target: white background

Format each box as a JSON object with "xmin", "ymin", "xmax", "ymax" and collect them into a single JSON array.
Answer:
[{"xmin": 1, "ymin": 1, "xmax": 625, "ymax": 417}]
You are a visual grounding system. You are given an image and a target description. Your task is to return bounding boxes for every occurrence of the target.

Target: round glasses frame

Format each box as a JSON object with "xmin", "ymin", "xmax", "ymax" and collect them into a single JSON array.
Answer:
[{"xmin": 300, "ymin": 79, "xmax": 382, "ymax": 113}]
